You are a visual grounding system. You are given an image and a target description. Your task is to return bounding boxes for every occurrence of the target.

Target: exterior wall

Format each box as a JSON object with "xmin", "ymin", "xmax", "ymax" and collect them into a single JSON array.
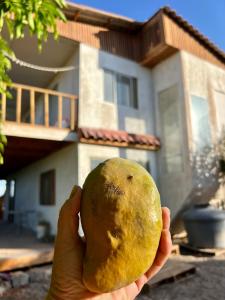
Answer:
[
  {"xmin": 36, "ymin": 45, "xmax": 79, "ymax": 126},
  {"xmin": 78, "ymin": 43, "xmax": 154, "ymax": 135},
  {"xmin": 152, "ymin": 52, "xmax": 192, "ymax": 217},
  {"xmin": 77, "ymin": 143, "xmax": 157, "ymax": 186},
  {"xmin": 181, "ymin": 51, "xmax": 225, "ymax": 144},
  {"xmin": 181, "ymin": 51, "xmax": 225, "ymax": 208},
  {"xmin": 6, "ymin": 144, "xmax": 78, "ymax": 235},
  {"xmin": 48, "ymin": 46, "xmax": 79, "ymax": 125},
  {"xmin": 156, "ymin": 50, "xmax": 225, "ymax": 220}
]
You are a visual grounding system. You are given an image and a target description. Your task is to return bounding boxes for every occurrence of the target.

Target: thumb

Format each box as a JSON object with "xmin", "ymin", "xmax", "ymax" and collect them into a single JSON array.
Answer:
[{"xmin": 57, "ymin": 185, "xmax": 82, "ymax": 243}]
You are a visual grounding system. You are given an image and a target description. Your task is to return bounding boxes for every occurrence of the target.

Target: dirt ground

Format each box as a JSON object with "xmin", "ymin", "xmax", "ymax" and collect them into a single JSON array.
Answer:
[{"xmin": 1, "ymin": 254, "xmax": 225, "ymax": 300}]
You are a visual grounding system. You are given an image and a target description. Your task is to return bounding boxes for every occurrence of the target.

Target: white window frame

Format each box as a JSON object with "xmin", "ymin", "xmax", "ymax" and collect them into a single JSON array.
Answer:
[{"xmin": 103, "ymin": 69, "xmax": 138, "ymax": 109}]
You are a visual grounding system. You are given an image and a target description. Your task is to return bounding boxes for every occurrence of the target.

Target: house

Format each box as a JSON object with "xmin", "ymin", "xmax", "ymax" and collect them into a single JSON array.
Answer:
[{"xmin": 1, "ymin": 3, "xmax": 225, "ymax": 235}]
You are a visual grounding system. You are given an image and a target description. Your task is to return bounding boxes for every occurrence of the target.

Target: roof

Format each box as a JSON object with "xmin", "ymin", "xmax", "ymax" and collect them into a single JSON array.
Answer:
[
  {"xmin": 78, "ymin": 127, "xmax": 160, "ymax": 150},
  {"xmin": 65, "ymin": 2, "xmax": 141, "ymax": 31},
  {"xmin": 65, "ymin": 2, "xmax": 225, "ymax": 64},
  {"xmin": 161, "ymin": 7, "xmax": 225, "ymax": 62}
]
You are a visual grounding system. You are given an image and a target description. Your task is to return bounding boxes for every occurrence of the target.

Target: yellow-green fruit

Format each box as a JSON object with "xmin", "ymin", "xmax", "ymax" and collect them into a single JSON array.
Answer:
[{"xmin": 81, "ymin": 157, "xmax": 162, "ymax": 293}]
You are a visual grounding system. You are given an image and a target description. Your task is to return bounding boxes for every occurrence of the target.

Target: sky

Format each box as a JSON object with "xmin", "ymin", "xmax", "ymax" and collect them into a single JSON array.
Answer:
[{"xmin": 71, "ymin": 0, "xmax": 225, "ymax": 51}]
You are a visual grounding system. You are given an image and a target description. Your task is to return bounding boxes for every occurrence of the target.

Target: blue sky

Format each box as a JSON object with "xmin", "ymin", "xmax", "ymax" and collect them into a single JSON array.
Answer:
[{"xmin": 71, "ymin": 0, "xmax": 225, "ymax": 51}]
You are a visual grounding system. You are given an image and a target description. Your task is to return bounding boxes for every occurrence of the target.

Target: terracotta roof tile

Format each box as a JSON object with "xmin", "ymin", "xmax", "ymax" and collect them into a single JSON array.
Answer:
[{"xmin": 78, "ymin": 127, "xmax": 160, "ymax": 150}]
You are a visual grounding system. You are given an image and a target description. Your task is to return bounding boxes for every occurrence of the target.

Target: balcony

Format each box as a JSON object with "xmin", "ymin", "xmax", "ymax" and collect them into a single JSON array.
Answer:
[
  {"xmin": 1, "ymin": 83, "xmax": 78, "ymax": 177},
  {"xmin": 2, "ymin": 82, "xmax": 78, "ymax": 141}
]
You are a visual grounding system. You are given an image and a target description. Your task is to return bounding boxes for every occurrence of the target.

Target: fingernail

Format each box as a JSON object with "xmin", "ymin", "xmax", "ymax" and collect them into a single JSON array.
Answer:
[
  {"xmin": 162, "ymin": 206, "xmax": 171, "ymax": 215},
  {"xmin": 69, "ymin": 185, "xmax": 79, "ymax": 199}
]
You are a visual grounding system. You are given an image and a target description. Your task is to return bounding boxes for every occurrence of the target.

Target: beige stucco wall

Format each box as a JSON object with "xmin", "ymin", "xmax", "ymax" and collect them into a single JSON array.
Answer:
[
  {"xmin": 180, "ymin": 51, "xmax": 225, "ymax": 210},
  {"xmin": 36, "ymin": 45, "xmax": 79, "ymax": 126},
  {"xmin": 152, "ymin": 52, "xmax": 192, "ymax": 218},
  {"xmin": 6, "ymin": 144, "xmax": 77, "ymax": 235},
  {"xmin": 77, "ymin": 143, "xmax": 157, "ymax": 187},
  {"xmin": 157, "ymin": 51, "xmax": 225, "ymax": 221},
  {"xmin": 78, "ymin": 43, "xmax": 154, "ymax": 135},
  {"xmin": 181, "ymin": 51, "xmax": 225, "ymax": 145}
]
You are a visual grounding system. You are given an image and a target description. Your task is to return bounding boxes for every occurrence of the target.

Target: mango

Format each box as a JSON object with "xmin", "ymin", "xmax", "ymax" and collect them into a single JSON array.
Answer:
[{"xmin": 80, "ymin": 157, "xmax": 162, "ymax": 293}]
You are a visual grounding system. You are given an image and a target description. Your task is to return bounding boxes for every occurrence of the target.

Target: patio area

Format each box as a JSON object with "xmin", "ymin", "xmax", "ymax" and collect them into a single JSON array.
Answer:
[
  {"xmin": 0, "ymin": 222, "xmax": 54, "ymax": 272},
  {"xmin": 1, "ymin": 252, "xmax": 225, "ymax": 300}
]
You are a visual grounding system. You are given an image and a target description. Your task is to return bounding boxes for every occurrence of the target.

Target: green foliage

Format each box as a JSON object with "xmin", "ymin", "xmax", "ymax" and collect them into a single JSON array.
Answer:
[{"xmin": 0, "ymin": 0, "xmax": 67, "ymax": 164}]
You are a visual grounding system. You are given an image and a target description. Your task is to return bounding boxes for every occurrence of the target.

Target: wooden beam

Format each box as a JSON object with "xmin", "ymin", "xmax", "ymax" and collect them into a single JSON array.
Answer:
[
  {"xmin": 11, "ymin": 82, "xmax": 76, "ymax": 100},
  {"xmin": 44, "ymin": 93, "xmax": 49, "ymax": 127},
  {"xmin": 79, "ymin": 137, "xmax": 159, "ymax": 151},
  {"xmin": 58, "ymin": 95, "xmax": 62, "ymax": 129},
  {"xmin": 0, "ymin": 248, "xmax": 54, "ymax": 272},
  {"xmin": 2, "ymin": 122, "xmax": 77, "ymax": 141},
  {"xmin": 146, "ymin": 260, "xmax": 196, "ymax": 287},
  {"xmin": 30, "ymin": 89, "xmax": 35, "ymax": 125},
  {"xmin": 73, "ymin": 10, "xmax": 80, "ymax": 21},
  {"xmin": 16, "ymin": 87, "xmax": 22, "ymax": 123}
]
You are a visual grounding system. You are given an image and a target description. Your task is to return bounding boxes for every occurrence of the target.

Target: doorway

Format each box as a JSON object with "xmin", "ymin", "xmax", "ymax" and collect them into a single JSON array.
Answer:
[{"xmin": 8, "ymin": 180, "xmax": 16, "ymax": 223}]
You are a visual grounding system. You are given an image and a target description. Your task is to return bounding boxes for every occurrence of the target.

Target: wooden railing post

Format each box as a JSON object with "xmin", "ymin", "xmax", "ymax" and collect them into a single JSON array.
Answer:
[
  {"xmin": 16, "ymin": 87, "xmax": 22, "ymax": 123},
  {"xmin": 58, "ymin": 95, "xmax": 62, "ymax": 129},
  {"xmin": 44, "ymin": 93, "xmax": 49, "ymax": 127},
  {"xmin": 4, "ymin": 82, "xmax": 78, "ymax": 132},
  {"xmin": 1, "ymin": 93, "xmax": 6, "ymax": 122},
  {"xmin": 30, "ymin": 89, "xmax": 35, "ymax": 125}
]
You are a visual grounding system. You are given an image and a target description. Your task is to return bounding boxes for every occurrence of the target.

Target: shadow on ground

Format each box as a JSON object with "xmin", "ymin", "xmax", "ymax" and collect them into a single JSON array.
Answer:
[{"xmin": 138, "ymin": 254, "xmax": 225, "ymax": 300}]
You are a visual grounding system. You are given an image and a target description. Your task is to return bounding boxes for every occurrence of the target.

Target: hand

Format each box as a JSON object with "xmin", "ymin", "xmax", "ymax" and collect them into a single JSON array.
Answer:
[{"xmin": 46, "ymin": 186, "xmax": 172, "ymax": 300}]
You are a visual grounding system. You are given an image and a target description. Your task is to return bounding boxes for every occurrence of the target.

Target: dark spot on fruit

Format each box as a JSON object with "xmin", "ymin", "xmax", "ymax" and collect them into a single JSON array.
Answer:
[
  {"xmin": 111, "ymin": 228, "xmax": 121, "ymax": 238},
  {"xmin": 127, "ymin": 175, "xmax": 133, "ymax": 181}
]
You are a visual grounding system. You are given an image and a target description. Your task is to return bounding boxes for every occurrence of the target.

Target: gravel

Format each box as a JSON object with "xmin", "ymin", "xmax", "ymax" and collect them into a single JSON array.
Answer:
[
  {"xmin": 138, "ymin": 254, "xmax": 225, "ymax": 300},
  {"xmin": 1, "ymin": 254, "xmax": 225, "ymax": 300}
]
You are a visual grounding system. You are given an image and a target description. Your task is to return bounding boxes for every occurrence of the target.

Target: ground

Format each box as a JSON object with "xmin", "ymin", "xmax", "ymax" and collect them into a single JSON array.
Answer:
[{"xmin": 1, "ymin": 253, "xmax": 225, "ymax": 300}]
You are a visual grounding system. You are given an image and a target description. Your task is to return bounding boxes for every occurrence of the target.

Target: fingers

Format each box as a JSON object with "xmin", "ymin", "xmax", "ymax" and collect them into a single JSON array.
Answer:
[
  {"xmin": 162, "ymin": 206, "xmax": 170, "ymax": 230},
  {"xmin": 57, "ymin": 185, "xmax": 82, "ymax": 242},
  {"xmin": 68, "ymin": 185, "xmax": 82, "ymax": 215},
  {"xmin": 144, "ymin": 207, "xmax": 172, "ymax": 281},
  {"xmin": 58, "ymin": 185, "xmax": 82, "ymax": 220}
]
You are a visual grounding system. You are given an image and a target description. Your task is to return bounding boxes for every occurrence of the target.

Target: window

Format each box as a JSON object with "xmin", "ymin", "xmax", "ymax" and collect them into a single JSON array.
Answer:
[
  {"xmin": 136, "ymin": 161, "xmax": 151, "ymax": 173},
  {"xmin": 159, "ymin": 85, "xmax": 183, "ymax": 173},
  {"xmin": 191, "ymin": 95, "xmax": 211, "ymax": 151},
  {"xmin": 90, "ymin": 158, "xmax": 106, "ymax": 171},
  {"xmin": 103, "ymin": 69, "xmax": 138, "ymax": 109},
  {"xmin": 104, "ymin": 70, "xmax": 115, "ymax": 103},
  {"xmin": 40, "ymin": 170, "xmax": 55, "ymax": 205},
  {"xmin": 214, "ymin": 91, "xmax": 225, "ymax": 135}
]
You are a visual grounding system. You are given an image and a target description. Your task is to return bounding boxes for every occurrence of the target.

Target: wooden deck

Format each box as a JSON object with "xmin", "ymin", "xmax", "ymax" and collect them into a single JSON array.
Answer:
[
  {"xmin": 148, "ymin": 259, "xmax": 196, "ymax": 287},
  {"xmin": 0, "ymin": 223, "xmax": 54, "ymax": 272}
]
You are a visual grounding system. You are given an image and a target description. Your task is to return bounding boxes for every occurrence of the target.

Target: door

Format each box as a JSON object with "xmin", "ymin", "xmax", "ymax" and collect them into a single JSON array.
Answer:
[{"xmin": 8, "ymin": 180, "xmax": 16, "ymax": 223}]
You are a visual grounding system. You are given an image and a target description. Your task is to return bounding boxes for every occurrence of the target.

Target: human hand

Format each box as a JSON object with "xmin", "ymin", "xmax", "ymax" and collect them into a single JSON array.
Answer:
[{"xmin": 46, "ymin": 186, "xmax": 172, "ymax": 300}]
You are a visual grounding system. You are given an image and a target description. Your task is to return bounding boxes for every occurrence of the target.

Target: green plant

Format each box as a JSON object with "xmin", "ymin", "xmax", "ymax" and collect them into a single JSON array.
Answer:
[{"xmin": 0, "ymin": 0, "xmax": 67, "ymax": 164}]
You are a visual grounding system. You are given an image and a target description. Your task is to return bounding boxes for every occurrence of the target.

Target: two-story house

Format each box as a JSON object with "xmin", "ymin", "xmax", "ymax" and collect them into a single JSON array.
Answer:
[{"xmin": 1, "ymin": 3, "xmax": 225, "ymax": 235}]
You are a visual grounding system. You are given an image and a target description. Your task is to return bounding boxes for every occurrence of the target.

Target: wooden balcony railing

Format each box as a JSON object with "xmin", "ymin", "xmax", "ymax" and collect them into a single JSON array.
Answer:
[{"xmin": 1, "ymin": 83, "xmax": 78, "ymax": 131}]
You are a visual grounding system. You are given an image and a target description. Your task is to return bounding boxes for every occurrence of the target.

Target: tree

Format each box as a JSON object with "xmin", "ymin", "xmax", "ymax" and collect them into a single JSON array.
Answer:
[{"xmin": 0, "ymin": 0, "xmax": 66, "ymax": 164}]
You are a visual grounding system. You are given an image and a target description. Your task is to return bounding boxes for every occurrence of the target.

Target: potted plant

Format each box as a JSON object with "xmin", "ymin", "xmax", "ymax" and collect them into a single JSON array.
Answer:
[{"xmin": 36, "ymin": 220, "xmax": 50, "ymax": 241}]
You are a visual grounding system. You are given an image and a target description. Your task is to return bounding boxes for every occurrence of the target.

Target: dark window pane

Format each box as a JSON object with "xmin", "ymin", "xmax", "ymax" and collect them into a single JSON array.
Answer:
[
  {"xmin": 104, "ymin": 70, "xmax": 115, "ymax": 103},
  {"xmin": 21, "ymin": 89, "xmax": 30, "ymax": 123},
  {"xmin": 191, "ymin": 95, "xmax": 211, "ymax": 151},
  {"xmin": 159, "ymin": 85, "xmax": 183, "ymax": 173},
  {"xmin": 130, "ymin": 78, "xmax": 138, "ymax": 109},
  {"xmin": 117, "ymin": 75, "xmax": 130, "ymax": 107},
  {"xmin": 40, "ymin": 170, "xmax": 55, "ymax": 205}
]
